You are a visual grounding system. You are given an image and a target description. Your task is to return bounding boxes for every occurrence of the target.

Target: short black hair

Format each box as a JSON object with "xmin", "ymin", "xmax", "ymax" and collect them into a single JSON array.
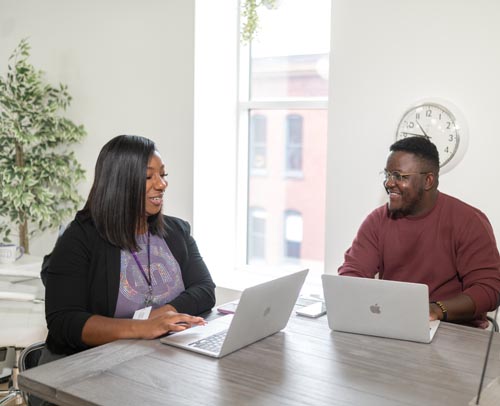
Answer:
[
  {"xmin": 83, "ymin": 135, "xmax": 165, "ymax": 251},
  {"xmin": 390, "ymin": 136, "xmax": 440, "ymax": 172}
]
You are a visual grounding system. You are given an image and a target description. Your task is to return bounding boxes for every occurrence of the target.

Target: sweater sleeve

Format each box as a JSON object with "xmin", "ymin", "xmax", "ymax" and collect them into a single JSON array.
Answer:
[
  {"xmin": 166, "ymin": 218, "xmax": 216, "ymax": 315},
  {"xmin": 338, "ymin": 208, "xmax": 384, "ymax": 278},
  {"xmin": 45, "ymin": 221, "xmax": 93, "ymax": 355},
  {"xmin": 456, "ymin": 210, "xmax": 500, "ymax": 316}
]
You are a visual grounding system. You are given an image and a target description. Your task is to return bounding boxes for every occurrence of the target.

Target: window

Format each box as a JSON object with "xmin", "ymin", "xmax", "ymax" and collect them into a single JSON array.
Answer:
[
  {"xmin": 249, "ymin": 114, "xmax": 267, "ymax": 174},
  {"xmin": 284, "ymin": 210, "xmax": 302, "ymax": 259},
  {"xmin": 241, "ymin": 0, "xmax": 330, "ymax": 275},
  {"xmin": 192, "ymin": 0, "xmax": 331, "ymax": 286},
  {"xmin": 285, "ymin": 114, "xmax": 303, "ymax": 176},
  {"xmin": 248, "ymin": 207, "xmax": 266, "ymax": 261}
]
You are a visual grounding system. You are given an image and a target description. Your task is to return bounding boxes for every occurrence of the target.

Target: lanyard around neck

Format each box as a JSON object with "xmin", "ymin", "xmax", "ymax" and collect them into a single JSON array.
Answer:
[{"xmin": 131, "ymin": 232, "xmax": 151, "ymax": 287}]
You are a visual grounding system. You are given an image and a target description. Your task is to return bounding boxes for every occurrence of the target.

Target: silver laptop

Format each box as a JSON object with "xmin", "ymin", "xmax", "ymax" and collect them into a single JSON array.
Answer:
[
  {"xmin": 322, "ymin": 274, "xmax": 440, "ymax": 343},
  {"xmin": 160, "ymin": 269, "xmax": 309, "ymax": 357}
]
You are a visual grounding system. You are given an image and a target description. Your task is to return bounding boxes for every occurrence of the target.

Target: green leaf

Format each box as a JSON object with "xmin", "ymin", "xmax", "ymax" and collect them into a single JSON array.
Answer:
[{"xmin": 0, "ymin": 38, "xmax": 87, "ymax": 247}]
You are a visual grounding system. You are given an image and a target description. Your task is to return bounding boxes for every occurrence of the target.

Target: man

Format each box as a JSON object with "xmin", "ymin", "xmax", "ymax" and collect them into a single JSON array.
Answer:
[{"xmin": 339, "ymin": 136, "xmax": 500, "ymax": 328}]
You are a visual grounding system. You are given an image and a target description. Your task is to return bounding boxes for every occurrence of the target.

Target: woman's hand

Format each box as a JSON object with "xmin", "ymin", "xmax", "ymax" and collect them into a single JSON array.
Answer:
[
  {"xmin": 149, "ymin": 303, "xmax": 177, "ymax": 319},
  {"xmin": 139, "ymin": 310, "xmax": 206, "ymax": 339},
  {"xmin": 82, "ymin": 310, "xmax": 206, "ymax": 346}
]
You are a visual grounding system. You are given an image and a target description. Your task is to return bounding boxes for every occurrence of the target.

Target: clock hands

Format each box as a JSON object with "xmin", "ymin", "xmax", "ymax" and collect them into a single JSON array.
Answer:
[
  {"xmin": 400, "ymin": 131, "xmax": 425, "ymax": 137},
  {"xmin": 415, "ymin": 120, "xmax": 431, "ymax": 140},
  {"xmin": 400, "ymin": 121, "xmax": 432, "ymax": 140}
]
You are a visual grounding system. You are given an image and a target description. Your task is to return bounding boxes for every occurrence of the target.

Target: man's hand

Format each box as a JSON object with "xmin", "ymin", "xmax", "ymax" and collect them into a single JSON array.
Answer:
[
  {"xmin": 429, "ymin": 302, "xmax": 443, "ymax": 321},
  {"xmin": 428, "ymin": 294, "xmax": 475, "ymax": 322}
]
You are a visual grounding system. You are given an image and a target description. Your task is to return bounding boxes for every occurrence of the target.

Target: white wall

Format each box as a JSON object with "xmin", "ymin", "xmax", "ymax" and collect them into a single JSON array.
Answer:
[
  {"xmin": 193, "ymin": 0, "xmax": 239, "ymax": 278},
  {"xmin": 326, "ymin": 0, "xmax": 500, "ymax": 272},
  {"xmin": 0, "ymin": 0, "xmax": 195, "ymax": 256}
]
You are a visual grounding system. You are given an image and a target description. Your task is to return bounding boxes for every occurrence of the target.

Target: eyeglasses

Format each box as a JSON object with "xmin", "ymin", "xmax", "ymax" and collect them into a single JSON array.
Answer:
[{"xmin": 381, "ymin": 170, "xmax": 429, "ymax": 183}]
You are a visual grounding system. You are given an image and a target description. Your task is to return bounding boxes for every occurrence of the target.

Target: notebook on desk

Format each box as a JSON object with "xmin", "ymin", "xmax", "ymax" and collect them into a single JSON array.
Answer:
[
  {"xmin": 321, "ymin": 274, "xmax": 440, "ymax": 343},
  {"xmin": 160, "ymin": 269, "xmax": 309, "ymax": 358}
]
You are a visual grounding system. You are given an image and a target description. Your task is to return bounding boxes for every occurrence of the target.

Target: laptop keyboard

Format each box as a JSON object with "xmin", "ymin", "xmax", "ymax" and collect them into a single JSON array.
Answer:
[{"xmin": 189, "ymin": 329, "xmax": 228, "ymax": 353}]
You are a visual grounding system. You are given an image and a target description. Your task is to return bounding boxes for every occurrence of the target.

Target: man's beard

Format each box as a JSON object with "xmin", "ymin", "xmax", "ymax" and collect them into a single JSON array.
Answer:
[{"xmin": 387, "ymin": 187, "xmax": 424, "ymax": 217}]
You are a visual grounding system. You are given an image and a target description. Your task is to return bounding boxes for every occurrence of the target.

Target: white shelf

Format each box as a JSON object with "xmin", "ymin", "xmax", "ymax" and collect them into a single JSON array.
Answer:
[{"xmin": 0, "ymin": 255, "xmax": 43, "ymax": 278}]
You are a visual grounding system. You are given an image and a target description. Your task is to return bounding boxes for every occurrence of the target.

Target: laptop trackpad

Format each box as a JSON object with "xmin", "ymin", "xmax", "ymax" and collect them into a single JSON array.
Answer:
[{"xmin": 162, "ymin": 314, "xmax": 233, "ymax": 345}]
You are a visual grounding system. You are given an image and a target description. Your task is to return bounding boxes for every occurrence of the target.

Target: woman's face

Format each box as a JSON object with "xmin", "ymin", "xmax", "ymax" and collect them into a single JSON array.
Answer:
[{"xmin": 145, "ymin": 151, "xmax": 168, "ymax": 217}]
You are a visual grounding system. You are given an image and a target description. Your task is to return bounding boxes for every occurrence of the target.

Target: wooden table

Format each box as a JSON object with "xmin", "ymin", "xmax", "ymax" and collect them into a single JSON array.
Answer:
[{"xmin": 18, "ymin": 315, "xmax": 500, "ymax": 406}]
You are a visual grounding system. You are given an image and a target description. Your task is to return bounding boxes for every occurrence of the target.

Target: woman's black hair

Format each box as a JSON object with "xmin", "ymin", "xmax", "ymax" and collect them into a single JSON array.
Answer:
[{"xmin": 83, "ymin": 135, "xmax": 165, "ymax": 251}]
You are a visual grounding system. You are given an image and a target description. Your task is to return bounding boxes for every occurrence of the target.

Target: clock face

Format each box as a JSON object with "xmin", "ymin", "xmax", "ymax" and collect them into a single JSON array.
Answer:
[{"xmin": 396, "ymin": 103, "xmax": 461, "ymax": 168}]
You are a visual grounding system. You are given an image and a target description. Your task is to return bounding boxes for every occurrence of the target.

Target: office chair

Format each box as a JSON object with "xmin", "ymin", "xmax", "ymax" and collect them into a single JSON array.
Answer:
[
  {"xmin": 486, "ymin": 294, "xmax": 500, "ymax": 333},
  {"xmin": 486, "ymin": 316, "xmax": 499, "ymax": 332},
  {"xmin": 19, "ymin": 341, "xmax": 46, "ymax": 406},
  {"xmin": 0, "ymin": 341, "xmax": 46, "ymax": 406}
]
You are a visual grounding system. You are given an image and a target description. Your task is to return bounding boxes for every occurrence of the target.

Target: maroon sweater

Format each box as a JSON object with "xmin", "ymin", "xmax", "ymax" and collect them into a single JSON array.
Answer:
[{"xmin": 339, "ymin": 192, "xmax": 500, "ymax": 328}]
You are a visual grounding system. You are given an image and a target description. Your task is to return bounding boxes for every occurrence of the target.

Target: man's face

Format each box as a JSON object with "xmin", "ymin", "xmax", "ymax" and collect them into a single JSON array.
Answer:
[{"xmin": 384, "ymin": 151, "xmax": 428, "ymax": 217}]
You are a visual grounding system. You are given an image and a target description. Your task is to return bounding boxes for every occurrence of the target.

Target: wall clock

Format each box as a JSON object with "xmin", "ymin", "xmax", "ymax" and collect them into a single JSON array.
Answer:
[{"xmin": 395, "ymin": 99, "xmax": 468, "ymax": 173}]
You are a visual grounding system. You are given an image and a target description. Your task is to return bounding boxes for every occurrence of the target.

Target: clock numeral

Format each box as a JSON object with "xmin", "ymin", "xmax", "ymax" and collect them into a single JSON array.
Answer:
[
  {"xmin": 446, "ymin": 122, "xmax": 451, "ymax": 129},
  {"xmin": 444, "ymin": 146, "xmax": 449, "ymax": 153},
  {"xmin": 426, "ymin": 109, "xmax": 432, "ymax": 117},
  {"xmin": 448, "ymin": 134, "xmax": 454, "ymax": 142},
  {"xmin": 408, "ymin": 121, "xmax": 415, "ymax": 128},
  {"xmin": 416, "ymin": 112, "xmax": 420, "ymax": 120},
  {"xmin": 438, "ymin": 113, "xmax": 442, "ymax": 120}
]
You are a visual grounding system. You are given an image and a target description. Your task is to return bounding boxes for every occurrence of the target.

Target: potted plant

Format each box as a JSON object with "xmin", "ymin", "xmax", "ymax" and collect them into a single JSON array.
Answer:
[{"xmin": 0, "ymin": 38, "xmax": 86, "ymax": 254}]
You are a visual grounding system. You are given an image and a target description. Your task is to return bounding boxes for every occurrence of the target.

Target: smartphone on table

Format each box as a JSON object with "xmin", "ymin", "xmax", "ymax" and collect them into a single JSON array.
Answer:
[
  {"xmin": 217, "ymin": 300, "xmax": 239, "ymax": 315},
  {"xmin": 295, "ymin": 301, "xmax": 326, "ymax": 318}
]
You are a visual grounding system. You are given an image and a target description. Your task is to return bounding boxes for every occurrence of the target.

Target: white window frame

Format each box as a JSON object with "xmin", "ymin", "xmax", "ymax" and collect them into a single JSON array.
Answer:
[{"xmin": 236, "ymin": 60, "xmax": 328, "ymax": 270}]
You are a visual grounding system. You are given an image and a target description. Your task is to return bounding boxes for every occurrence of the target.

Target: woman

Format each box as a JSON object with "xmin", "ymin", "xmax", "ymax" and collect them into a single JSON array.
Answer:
[{"xmin": 44, "ymin": 135, "xmax": 215, "ymax": 355}]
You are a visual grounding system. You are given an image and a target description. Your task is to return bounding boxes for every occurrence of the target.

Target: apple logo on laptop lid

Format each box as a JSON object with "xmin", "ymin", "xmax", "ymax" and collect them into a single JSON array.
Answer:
[{"xmin": 370, "ymin": 304, "xmax": 381, "ymax": 314}]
